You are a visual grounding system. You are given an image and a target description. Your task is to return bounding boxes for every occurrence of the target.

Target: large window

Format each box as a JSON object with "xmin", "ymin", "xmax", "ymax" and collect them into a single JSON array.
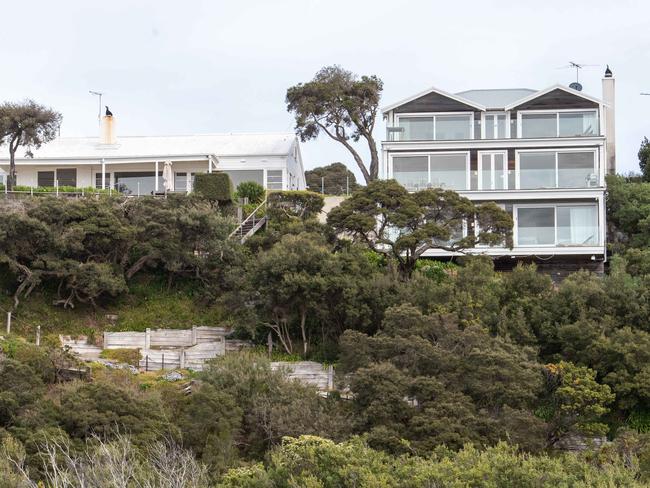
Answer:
[
  {"xmin": 174, "ymin": 172, "xmax": 195, "ymax": 192},
  {"xmin": 57, "ymin": 169, "xmax": 77, "ymax": 187},
  {"xmin": 95, "ymin": 172, "xmax": 110, "ymax": 189},
  {"xmin": 516, "ymin": 204, "xmax": 599, "ymax": 247},
  {"xmin": 114, "ymin": 171, "xmax": 163, "ymax": 195},
  {"xmin": 37, "ymin": 171, "xmax": 55, "ymax": 187},
  {"xmin": 519, "ymin": 110, "xmax": 599, "ymax": 138},
  {"xmin": 393, "ymin": 156, "xmax": 428, "ymax": 191},
  {"xmin": 518, "ymin": 151, "xmax": 596, "ymax": 189},
  {"xmin": 392, "ymin": 153, "xmax": 468, "ymax": 191},
  {"xmin": 483, "ymin": 113, "xmax": 507, "ymax": 139},
  {"xmin": 430, "ymin": 154, "xmax": 468, "ymax": 190},
  {"xmin": 397, "ymin": 114, "xmax": 472, "ymax": 141},
  {"xmin": 267, "ymin": 170, "xmax": 283, "ymax": 190},
  {"xmin": 221, "ymin": 170, "xmax": 264, "ymax": 188}
]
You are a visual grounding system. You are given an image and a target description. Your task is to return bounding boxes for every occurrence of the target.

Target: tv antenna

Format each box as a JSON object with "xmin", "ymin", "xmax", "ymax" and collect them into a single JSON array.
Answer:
[
  {"xmin": 89, "ymin": 90, "xmax": 103, "ymax": 127},
  {"xmin": 556, "ymin": 62, "xmax": 599, "ymax": 91}
]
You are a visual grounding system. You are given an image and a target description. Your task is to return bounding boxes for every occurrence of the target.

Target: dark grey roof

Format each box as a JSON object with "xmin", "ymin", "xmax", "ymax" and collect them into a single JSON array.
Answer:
[{"xmin": 455, "ymin": 88, "xmax": 537, "ymax": 109}]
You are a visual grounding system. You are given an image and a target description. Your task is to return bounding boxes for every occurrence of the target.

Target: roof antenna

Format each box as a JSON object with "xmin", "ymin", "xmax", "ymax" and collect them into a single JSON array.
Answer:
[
  {"xmin": 89, "ymin": 90, "xmax": 103, "ymax": 127},
  {"xmin": 556, "ymin": 62, "xmax": 599, "ymax": 91}
]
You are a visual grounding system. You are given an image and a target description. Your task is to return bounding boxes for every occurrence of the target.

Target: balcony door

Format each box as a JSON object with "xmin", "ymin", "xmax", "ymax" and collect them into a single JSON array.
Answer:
[{"xmin": 478, "ymin": 151, "xmax": 507, "ymax": 190}]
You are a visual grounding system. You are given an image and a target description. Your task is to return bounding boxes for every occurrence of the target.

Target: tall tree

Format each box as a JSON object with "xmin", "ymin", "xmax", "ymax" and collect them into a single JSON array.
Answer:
[
  {"xmin": 305, "ymin": 162, "xmax": 359, "ymax": 195},
  {"xmin": 0, "ymin": 100, "xmax": 62, "ymax": 190},
  {"xmin": 286, "ymin": 66, "xmax": 382, "ymax": 184},
  {"xmin": 327, "ymin": 179, "xmax": 513, "ymax": 278}
]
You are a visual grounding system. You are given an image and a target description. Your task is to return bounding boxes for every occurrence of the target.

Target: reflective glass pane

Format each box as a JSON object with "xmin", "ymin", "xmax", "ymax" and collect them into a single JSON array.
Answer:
[
  {"xmin": 517, "ymin": 207, "xmax": 555, "ymax": 245},
  {"xmin": 480, "ymin": 154, "xmax": 491, "ymax": 190},
  {"xmin": 267, "ymin": 170, "xmax": 283, "ymax": 190},
  {"xmin": 430, "ymin": 154, "xmax": 467, "ymax": 190},
  {"xmin": 519, "ymin": 152, "xmax": 556, "ymax": 189},
  {"xmin": 393, "ymin": 156, "xmax": 428, "ymax": 191},
  {"xmin": 558, "ymin": 152, "xmax": 595, "ymax": 188},
  {"xmin": 559, "ymin": 112, "xmax": 598, "ymax": 137},
  {"xmin": 521, "ymin": 113, "xmax": 557, "ymax": 138},
  {"xmin": 496, "ymin": 115, "xmax": 506, "ymax": 138},
  {"xmin": 435, "ymin": 115, "xmax": 471, "ymax": 140},
  {"xmin": 398, "ymin": 117, "xmax": 433, "ymax": 141},
  {"xmin": 222, "ymin": 170, "xmax": 264, "ymax": 188},
  {"xmin": 485, "ymin": 115, "xmax": 495, "ymax": 139},
  {"xmin": 114, "ymin": 172, "xmax": 163, "ymax": 195},
  {"xmin": 557, "ymin": 206, "xmax": 598, "ymax": 245},
  {"xmin": 494, "ymin": 154, "xmax": 505, "ymax": 189},
  {"xmin": 57, "ymin": 169, "xmax": 77, "ymax": 187}
]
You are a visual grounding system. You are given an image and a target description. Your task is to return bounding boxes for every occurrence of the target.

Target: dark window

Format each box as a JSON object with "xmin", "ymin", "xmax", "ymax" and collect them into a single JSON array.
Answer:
[
  {"xmin": 37, "ymin": 171, "xmax": 55, "ymax": 187},
  {"xmin": 114, "ymin": 171, "xmax": 163, "ymax": 195},
  {"xmin": 95, "ymin": 173, "xmax": 110, "ymax": 189},
  {"xmin": 57, "ymin": 168, "xmax": 77, "ymax": 187}
]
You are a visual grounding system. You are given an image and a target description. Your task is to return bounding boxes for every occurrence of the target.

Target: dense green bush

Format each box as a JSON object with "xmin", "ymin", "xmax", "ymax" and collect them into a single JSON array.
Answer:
[
  {"xmin": 236, "ymin": 181, "xmax": 265, "ymax": 204},
  {"xmin": 267, "ymin": 190, "xmax": 324, "ymax": 222},
  {"xmin": 194, "ymin": 172, "xmax": 233, "ymax": 203}
]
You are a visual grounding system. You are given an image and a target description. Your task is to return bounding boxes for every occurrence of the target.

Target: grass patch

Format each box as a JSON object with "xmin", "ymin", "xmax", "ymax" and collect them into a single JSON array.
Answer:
[
  {"xmin": 100, "ymin": 348, "xmax": 141, "ymax": 366},
  {"xmin": 0, "ymin": 274, "xmax": 227, "ymax": 341}
]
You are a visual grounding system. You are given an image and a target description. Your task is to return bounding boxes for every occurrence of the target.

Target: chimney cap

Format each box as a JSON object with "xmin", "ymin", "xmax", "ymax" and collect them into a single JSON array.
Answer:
[{"xmin": 604, "ymin": 65, "xmax": 613, "ymax": 78}]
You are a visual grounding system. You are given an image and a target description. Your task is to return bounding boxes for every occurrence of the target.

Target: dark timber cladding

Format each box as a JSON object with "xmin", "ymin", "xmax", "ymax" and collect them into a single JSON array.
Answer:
[
  {"xmin": 393, "ymin": 91, "xmax": 479, "ymax": 113},
  {"xmin": 511, "ymin": 88, "xmax": 599, "ymax": 110}
]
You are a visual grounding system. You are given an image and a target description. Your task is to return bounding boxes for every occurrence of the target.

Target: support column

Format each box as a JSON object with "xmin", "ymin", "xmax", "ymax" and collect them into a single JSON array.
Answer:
[
  {"xmin": 154, "ymin": 161, "xmax": 159, "ymax": 192},
  {"xmin": 208, "ymin": 156, "xmax": 213, "ymax": 174},
  {"xmin": 101, "ymin": 159, "xmax": 106, "ymax": 189}
]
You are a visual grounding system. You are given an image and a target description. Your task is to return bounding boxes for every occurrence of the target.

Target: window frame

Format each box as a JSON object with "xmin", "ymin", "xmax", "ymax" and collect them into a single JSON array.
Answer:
[
  {"xmin": 480, "ymin": 112, "xmax": 510, "ymax": 139},
  {"xmin": 516, "ymin": 108, "xmax": 599, "ymax": 138},
  {"xmin": 389, "ymin": 151, "xmax": 471, "ymax": 191},
  {"xmin": 394, "ymin": 112, "xmax": 475, "ymax": 141},
  {"xmin": 515, "ymin": 148, "xmax": 598, "ymax": 190},
  {"xmin": 513, "ymin": 202, "xmax": 600, "ymax": 248},
  {"xmin": 477, "ymin": 150, "xmax": 508, "ymax": 190}
]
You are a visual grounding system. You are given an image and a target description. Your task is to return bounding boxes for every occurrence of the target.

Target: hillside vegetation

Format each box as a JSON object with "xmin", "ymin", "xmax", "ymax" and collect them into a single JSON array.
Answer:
[{"xmin": 0, "ymin": 176, "xmax": 649, "ymax": 485}]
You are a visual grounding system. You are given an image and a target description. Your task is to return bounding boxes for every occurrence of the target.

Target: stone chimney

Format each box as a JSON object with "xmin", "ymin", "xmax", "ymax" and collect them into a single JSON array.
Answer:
[
  {"xmin": 602, "ymin": 65, "xmax": 615, "ymax": 174},
  {"xmin": 100, "ymin": 114, "xmax": 116, "ymax": 145}
]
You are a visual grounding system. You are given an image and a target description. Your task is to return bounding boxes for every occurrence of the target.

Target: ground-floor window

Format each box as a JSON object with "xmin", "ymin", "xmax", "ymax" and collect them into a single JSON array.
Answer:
[
  {"xmin": 515, "ymin": 204, "xmax": 599, "ymax": 247},
  {"xmin": 114, "ymin": 171, "xmax": 163, "ymax": 195},
  {"xmin": 95, "ymin": 173, "xmax": 110, "ymax": 189},
  {"xmin": 56, "ymin": 168, "xmax": 77, "ymax": 187},
  {"xmin": 221, "ymin": 170, "xmax": 264, "ymax": 189},
  {"xmin": 267, "ymin": 170, "xmax": 283, "ymax": 190},
  {"xmin": 174, "ymin": 172, "xmax": 195, "ymax": 192},
  {"xmin": 38, "ymin": 171, "xmax": 55, "ymax": 187}
]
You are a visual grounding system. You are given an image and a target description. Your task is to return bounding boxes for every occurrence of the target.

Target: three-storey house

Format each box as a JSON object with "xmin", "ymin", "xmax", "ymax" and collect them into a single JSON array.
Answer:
[{"xmin": 381, "ymin": 68, "xmax": 616, "ymax": 271}]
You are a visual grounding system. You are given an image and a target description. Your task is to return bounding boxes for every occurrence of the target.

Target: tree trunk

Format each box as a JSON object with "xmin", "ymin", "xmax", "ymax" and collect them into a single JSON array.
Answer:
[
  {"xmin": 366, "ymin": 133, "xmax": 380, "ymax": 181},
  {"xmin": 300, "ymin": 309, "xmax": 308, "ymax": 357},
  {"xmin": 8, "ymin": 146, "xmax": 16, "ymax": 191}
]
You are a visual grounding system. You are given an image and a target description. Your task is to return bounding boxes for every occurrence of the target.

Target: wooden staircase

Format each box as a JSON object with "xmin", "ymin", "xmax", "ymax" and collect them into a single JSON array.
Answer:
[{"xmin": 229, "ymin": 197, "xmax": 268, "ymax": 243}]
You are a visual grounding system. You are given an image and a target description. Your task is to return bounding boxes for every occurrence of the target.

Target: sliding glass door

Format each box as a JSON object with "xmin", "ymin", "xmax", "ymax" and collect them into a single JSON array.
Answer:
[{"xmin": 515, "ymin": 204, "xmax": 599, "ymax": 247}]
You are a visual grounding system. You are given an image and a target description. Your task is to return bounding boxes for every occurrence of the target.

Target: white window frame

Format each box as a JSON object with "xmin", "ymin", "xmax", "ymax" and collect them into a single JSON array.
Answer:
[
  {"xmin": 515, "ymin": 148, "xmax": 598, "ymax": 190},
  {"xmin": 394, "ymin": 112, "xmax": 475, "ymax": 141},
  {"xmin": 477, "ymin": 150, "xmax": 508, "ymax": 190},
  {"xmin": 516, "ymin": 108, "xmax": 599, "ymax": 138},
  {"xmin": 513, "ymin": 202, "xmax": 600, "ymax": 248},
  {"xmin": 389, "ymin": 151, "xmax": 471, "ymax": 191},
  {"xmin": 480, "ymin": 112, "xmax": 510, "ymax": 139}
]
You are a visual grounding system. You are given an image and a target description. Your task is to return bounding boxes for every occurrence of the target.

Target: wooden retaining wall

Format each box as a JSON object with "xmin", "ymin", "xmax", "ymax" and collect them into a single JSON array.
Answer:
[
  {"xmin": 104, "ymin": 326, "xmax": 228, "ymax": 350},
  {"xmin": 139, "ymin": 342, "xmax": 225, "ymax": 371},
  {"xmin": 271, "ymin": 361, "xmax": 334, "ymax": 391}
]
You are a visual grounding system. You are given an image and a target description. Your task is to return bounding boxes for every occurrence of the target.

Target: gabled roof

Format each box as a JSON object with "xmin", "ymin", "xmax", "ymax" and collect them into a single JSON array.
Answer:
[
  {"xmin": 455, "ymin": 88, "xmax": 537, "ymax": 109},
  {"xmin": 382, "ymin": 85, "xmax": 487, "ymax": 114},
  {"xmin": 1, "ymin": 132, "xmax": 298, "ymax": 161},
  {"xmin": 504, "ymin": 84, "xmax": 604, "ymax": 110}
]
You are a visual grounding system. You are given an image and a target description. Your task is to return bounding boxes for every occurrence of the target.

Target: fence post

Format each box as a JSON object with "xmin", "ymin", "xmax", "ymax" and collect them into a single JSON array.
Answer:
[
  {"xmin": 145, "ymin": 328, "xmax": 151, "ymax": 349},
  {"xmin": 327, "ymin": 364, "xmax": 334, "ymax": 391},
  {"xmin": 321, "ymin": 177, "xmax": 324, "ymax": 194},
  {"xmin": 35, "ymin": 325, "xmax": 41, "ymax": 346},
  {"xmin": 6, "ymin": 311, "xmax": 11, "ymax": 334},
  {"xmin": 161, "ymin": 353, "xmax": 165, "ymax": 371},
  {"xmin": 145, "ymin": 355, "xmax": 149, "ymax": 372}
]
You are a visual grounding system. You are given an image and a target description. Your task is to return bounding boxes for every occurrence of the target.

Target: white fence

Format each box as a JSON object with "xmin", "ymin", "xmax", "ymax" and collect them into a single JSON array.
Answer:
[
  {"xmin": 271, "ymin": 361, "xmax": 334, "ymax": 391},
  {"xmin": 104, "ymin": 326, "xmax": 228, "ymax": 350},
  {"xmin": 140, "ymin": 342, "xmax": 225, "ymax": 371}
]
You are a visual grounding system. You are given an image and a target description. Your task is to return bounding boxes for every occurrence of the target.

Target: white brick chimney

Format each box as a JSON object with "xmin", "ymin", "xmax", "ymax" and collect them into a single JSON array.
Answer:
[
  {"xmin": 602, "ymin": 66, "xmax": 615, "ymax": 174},
  {"xmin": 100, "ymin": 114, "xmax": 116, "ymax": 145}
]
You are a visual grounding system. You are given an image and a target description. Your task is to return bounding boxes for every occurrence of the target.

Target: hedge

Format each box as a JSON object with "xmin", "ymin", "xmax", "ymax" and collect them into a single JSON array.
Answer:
[{"xmin": 193, "ymin": 172, "xmax": 233, "ymax": 203}]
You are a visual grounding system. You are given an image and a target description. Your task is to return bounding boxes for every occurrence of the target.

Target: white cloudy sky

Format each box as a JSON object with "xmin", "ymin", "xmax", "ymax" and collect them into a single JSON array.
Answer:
[{"xmin": 1, "ymin": 0, "xmax": 648, "ymax": 181}]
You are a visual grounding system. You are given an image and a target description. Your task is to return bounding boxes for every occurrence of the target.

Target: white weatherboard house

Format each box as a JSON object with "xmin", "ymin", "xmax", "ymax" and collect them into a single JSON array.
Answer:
[
  {"xmin": 381, "ymin": 67, "xmax": 616, "ymax": 270},
  {"xmin": 0, "ymin": 115, "xmax": 306, "ymax": 194}
]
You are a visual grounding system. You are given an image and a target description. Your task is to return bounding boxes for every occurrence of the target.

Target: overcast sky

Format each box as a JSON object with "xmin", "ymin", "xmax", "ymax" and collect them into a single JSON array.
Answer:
[{"xmin": 1, "ymin": 0, "xmax": 648, "ymax": 181}]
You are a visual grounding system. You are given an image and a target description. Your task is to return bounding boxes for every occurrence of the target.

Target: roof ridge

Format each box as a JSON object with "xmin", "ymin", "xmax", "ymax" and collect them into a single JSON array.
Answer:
[
  {"xmin": 456, "ymin": 88, "xmax": 537, "ymax": 93},
  {"xmin": 52, "ymin": 131, "xmax": 295, "ymax": 140}
]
